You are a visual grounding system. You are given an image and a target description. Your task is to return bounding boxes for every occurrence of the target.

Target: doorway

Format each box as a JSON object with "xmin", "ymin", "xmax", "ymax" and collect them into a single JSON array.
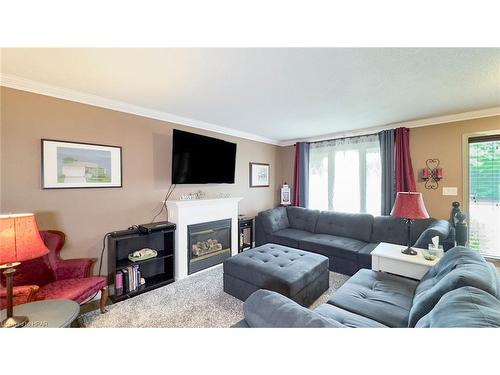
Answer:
[{"xmin": 465, "ymin": 133, "xmax": 500, "ymax": 258}]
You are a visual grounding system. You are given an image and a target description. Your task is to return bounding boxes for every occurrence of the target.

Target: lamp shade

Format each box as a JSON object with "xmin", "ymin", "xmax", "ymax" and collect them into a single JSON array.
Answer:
[
  {"xmin": 0, "ymin": 214, "xmax": 49, "ymax": 265},
  {"xmin": 390, "ymin": 192, "xmax": 430, "ymax": 220}
]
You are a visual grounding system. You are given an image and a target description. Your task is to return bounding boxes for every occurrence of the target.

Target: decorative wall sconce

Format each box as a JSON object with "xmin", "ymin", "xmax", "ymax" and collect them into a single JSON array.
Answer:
[{"xmin": 421, "ymin": 158, "xmax": 443, "ymax": 190}]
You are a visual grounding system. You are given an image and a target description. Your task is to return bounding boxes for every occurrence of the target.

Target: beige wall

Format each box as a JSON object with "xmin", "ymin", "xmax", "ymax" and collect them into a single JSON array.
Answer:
[
  {"xmin": 411, "ymin": 115, "xmax": 500, "ymax": 219},
  {"xmin": 277, "ymin": 145, "xmax": 295, "ymax": 187},
  {"xmin": 0, "ymin": 87, "xmax": 280, "ymax": 273},
  {"xmin": 0, "ymin": 87, "xmax": 2, "ymax": 212}
]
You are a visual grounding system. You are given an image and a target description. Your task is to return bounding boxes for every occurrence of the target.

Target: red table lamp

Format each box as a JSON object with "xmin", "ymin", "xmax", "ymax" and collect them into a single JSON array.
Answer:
[
  {"xmin": 390, "ymin": 192, "xmax": 430, "ymax": 255},
  {"xmin": 0, "ymin": 214, "xmax": 49, "ymax": 328}
]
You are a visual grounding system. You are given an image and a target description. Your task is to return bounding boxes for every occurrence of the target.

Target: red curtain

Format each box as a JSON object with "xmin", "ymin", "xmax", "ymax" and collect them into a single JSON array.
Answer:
[
  {"xmin": 292, "ymin": 143, "xmax": 300, "ymax": 205},
  {"xmin": 395, "ymin": 127, "xmax": 416, "ymax": 192}
]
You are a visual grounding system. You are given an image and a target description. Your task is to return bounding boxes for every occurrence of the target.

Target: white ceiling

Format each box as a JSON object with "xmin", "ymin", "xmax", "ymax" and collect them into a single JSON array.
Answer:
[{"xmin": 1, "ymin": 48, "xmax": 500, "ymax": 144}]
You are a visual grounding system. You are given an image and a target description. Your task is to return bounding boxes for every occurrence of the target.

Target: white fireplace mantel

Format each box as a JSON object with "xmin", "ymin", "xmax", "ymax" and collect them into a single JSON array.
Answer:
[{"xmin": 166, "ymin": 197, "xmax": 242, "ymax": 279}]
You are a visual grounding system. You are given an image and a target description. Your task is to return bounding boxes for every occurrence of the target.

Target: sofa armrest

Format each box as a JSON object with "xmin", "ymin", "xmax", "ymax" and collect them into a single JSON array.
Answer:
[
  {"xmin": 54, "ymin": 258, "xmax": 95, "ymax": 280},
  {"xmin": 414, "ymin": 220, "xmax": 452, "ymax": 250},
  {"xmin": 415, "ymin": 286, "xmax": 500, "ymax": 328},
  {"xmin": 254, "ymin": 215, "xmax": 267, "ymax": 247},
  {"xmin": 243, "ymin": 289, "xmax": 345, "ymax": 328},
  {"xmin": 256, "ymin": 207, "xmax": 290, "ymax": 235},
  {"xmin": 0, "ymin": 285, "xmax": 40, "ymax": 309}
]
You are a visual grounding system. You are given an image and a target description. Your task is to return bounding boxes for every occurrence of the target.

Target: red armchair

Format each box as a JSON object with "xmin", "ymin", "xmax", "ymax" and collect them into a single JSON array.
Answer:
[
  {"xmin": 0, "ymin": 285, "xmax": 39, "ymax": 307},
  {"xmin": 0, "ymin": 230, "xmax": 108, "ymax": 313}
]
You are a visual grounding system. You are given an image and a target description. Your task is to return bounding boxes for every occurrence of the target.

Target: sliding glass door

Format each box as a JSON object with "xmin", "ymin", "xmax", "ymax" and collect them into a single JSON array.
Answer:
[
  {"xmin": 467, "ymin": 135, "xmax": 500, "ymax": 258},
  {"xmin": 308, "ymin": 135, "xmax": 381, "ymax": 216}
]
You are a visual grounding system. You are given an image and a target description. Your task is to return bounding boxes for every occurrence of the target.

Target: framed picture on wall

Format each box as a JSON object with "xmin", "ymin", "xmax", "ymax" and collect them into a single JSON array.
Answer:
[
  {"xmin": 249, "ymin": 162, "xmax": 270, "ymax": 188},
  {"xmin": 41, "ymin": 139, "xmax": 122, "ymax": 189}
]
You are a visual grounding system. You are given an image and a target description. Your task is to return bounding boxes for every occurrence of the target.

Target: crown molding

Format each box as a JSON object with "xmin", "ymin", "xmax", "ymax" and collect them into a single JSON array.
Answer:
[
  {"xmin": 2, "ymin": 73, "xmax": 499, "ymax": 148},
  {"xmin": 0, "ymin": 73, "xmax": 281, "ymax": 146},
  {"xmin": 278, "ymin": 106, "xmax": 500, "ymax": 146}
]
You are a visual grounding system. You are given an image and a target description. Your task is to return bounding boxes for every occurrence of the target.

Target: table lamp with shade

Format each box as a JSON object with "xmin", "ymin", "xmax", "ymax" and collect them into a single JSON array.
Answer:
[
  {"xmin": 390, "ymin": 192, "xmax": 430, "ymax": 255},
  {"xmin": 0, "ymin": 213, "xmax": 49, "ymax": 328}
]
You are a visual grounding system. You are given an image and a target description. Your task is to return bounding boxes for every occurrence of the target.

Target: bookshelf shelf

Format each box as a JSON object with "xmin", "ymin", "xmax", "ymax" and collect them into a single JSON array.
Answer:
[
  {"xmin": 110, "ymin": 274, "xmax": 175, "ymax": 303},
  {"xmin": 116, "ymin": 251, "xmax": 173, "ymax": 269},
  {"xmin": 107, "ymin": 223, "xmax": 176, "ymax": 303}
]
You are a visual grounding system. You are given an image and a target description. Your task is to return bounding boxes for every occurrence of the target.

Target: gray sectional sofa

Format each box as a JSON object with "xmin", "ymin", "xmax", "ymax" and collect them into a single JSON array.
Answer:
[
  {"xmin": 234, "ymin": 246, "xmax": 500, "ymax": 328},
  {"xmin": 255, "ymin": 206, "xmax": 455, "ymax": 275}
]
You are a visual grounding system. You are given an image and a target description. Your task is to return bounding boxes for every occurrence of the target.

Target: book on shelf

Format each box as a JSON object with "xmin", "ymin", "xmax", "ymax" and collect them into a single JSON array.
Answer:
[
  {"xmin": 116, "ymin": 264, "xmax": 144, "ymax": 294},
  {"xmin": 115, "ymin": 270, "xmax": 123, "ymax": 296},
  {"xmin": 134, "ymin": 265, "xmax": 140, "ymax": 289},
  {"xmin": 130, "ymin": 266, "xmax": 134, "ymax": 291},
  {"xmin": 122, "ymin": 268, "xmax": 130, "ymax": 293}
]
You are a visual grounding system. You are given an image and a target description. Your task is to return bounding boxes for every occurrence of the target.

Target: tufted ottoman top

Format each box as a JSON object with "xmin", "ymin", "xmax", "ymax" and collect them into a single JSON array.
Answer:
[{"xmin": 223, "ymin": 244, "xmax": 328, "ymax": 297}]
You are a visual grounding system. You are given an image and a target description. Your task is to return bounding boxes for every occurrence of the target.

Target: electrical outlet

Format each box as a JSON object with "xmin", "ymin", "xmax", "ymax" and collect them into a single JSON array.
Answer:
[{"xmin": 442, "ymin": 187, "xmax": 458, "ymax": 196}]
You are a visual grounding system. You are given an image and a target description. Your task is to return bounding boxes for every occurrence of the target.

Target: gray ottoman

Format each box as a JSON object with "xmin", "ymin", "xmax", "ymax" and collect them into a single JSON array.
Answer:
[{"xmin": 223, "ymin": 243, "xmax": 329, "ymax": 306}]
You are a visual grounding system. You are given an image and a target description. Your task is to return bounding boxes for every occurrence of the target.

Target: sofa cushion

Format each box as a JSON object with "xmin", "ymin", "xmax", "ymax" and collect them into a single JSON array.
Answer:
[
  {"xmin": 243, "ymin": 289, "xmax": 345, "ymax": 328},
  {"xmin": 408, "ymin": 246, "xmax": 499, "ymax": 327},
  {"xmin": 414, "ymin": 219, "xmax": 452, "ymax": 249},
  {"xmin": 223, "ymin": 244, "xmax": 329, "ymax": 297},
  {"xmin": 267, "ymin": 228, "xmax": 315, "ymax": 248},
  {"xmin": 286, "ymin": 206, "xmax": 320, "ymax": 232},
  {"xmin": 370, "ymin": 216, "xmax": 434, "ymax": 245},
  {"xmin": 314, "ymin": 303, "xmax": 387, "ymax": 328},
  {"xmin": 9, "ymin": 255, "xmax": 55, "ymax": 288},
  {"xmin": 299, "ymin": 234, "xmax": 367, "ymax": 261},
  {"xmin": 415, "ymin": 286, "xmax": 500, "ymax": 328},
  {"xmin": 327, "ymin": 269, "xmax": 418, "ymax": 327},
  {"xmin": 36, "ymin": 276, "xmax": 107, "ymax": 304},
  {"xmin": 315, "ymin": 211, "xmax": 373, "ymax": 242},
  {"xmin": 258, "ymin": 207, "xmax": 290, "ymax": 234},
  {"xmin": 357, "ymin": 243, "xmax": 378, "ymax": 269}
]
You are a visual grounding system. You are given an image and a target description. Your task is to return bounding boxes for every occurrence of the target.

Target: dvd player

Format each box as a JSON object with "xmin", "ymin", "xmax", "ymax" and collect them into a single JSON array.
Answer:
[
  {"xmin": 109, "ymin": 227, "xmax": 140, "ymax": 238},
  {"xmin": 138, "ymin": 221, "xmax": 176, "ymax": 234}
]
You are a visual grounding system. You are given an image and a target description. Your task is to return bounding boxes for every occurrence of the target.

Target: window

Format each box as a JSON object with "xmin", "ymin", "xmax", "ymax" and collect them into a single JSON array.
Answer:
[
  {"xmin": 308, "ymin": 134, "xmax": 381, "ymax": 216},
  {"xmin": 467, "ymin": 134, "xmax": 500, "ymax": 258}
]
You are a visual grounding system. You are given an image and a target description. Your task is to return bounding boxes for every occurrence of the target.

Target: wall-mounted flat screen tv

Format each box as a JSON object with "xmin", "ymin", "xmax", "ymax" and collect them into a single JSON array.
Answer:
[{"xmin": 172, "ymin": 129, "xmax": 237, "ymax": 184}]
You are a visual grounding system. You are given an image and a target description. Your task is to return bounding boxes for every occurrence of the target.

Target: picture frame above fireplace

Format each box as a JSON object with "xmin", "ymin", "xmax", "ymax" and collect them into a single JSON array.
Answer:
[{"xmin": 249, "ymin": 162, "xmax": 270, "ymax": 188}]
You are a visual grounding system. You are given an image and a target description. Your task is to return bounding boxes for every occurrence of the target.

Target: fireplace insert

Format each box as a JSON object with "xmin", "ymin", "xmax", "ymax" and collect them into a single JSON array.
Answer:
[{"xmin": 187, "ymin": 219, "xmax": 231, "ymax": 274}]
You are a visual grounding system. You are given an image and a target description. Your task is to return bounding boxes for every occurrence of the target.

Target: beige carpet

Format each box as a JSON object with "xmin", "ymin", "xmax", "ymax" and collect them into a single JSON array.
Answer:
[{"xmin": 78, "ymin": 264, "xmax": 349, "ymax": 328}]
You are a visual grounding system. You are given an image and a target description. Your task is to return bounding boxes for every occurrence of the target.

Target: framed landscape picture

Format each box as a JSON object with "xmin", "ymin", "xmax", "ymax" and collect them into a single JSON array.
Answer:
[
  {"xmin": 41, "ymin": 139, "xmax": 122, "ymax": 189},
  {"xmin": 249, "ymin": 162, "xmax": 270, "ymax": 187}
]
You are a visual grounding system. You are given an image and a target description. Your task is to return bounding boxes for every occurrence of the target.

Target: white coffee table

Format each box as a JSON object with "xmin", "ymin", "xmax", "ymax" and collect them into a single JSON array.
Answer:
[{"xmin": 371, "ymin": 242, "xmax": 441, "ymax": 280}]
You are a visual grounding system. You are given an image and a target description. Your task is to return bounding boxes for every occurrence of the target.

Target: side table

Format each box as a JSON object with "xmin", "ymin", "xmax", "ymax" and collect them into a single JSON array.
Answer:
[
  {"xmin": 238, "ymin": 217, "xmax": 254, "ymax": 253},
  {"xmin": 371, "ymin": 242, "xmax": 441, "ymax": 280},
  {"xmin": 0, "ymin": 299, "xmax": 79, "ymax": 328}
]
